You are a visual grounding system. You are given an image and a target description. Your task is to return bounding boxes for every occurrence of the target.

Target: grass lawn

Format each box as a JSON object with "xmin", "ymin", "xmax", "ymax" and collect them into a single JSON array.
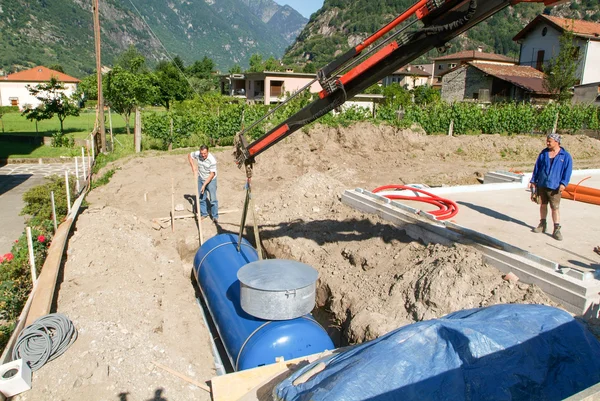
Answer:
[
  {"xmin": 0, "ymin": 109, "xmax": 153, "ymax": 159},
  {"xmin": 0, "ymin": 110, "xmax": 135, "ymax": 139}
]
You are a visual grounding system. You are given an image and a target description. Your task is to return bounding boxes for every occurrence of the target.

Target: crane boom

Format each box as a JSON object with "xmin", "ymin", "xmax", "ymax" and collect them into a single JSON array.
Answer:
[{"xmin": 233, "ymin": 0, "xmax": 566, "ymax": 169}]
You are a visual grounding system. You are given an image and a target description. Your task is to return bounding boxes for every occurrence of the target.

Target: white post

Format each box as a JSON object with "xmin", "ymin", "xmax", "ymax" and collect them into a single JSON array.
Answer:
[
  {"xmin": 65, "ymin": 170, "xmax": 71, "ymax": 214},
  {"xmin": 26, "ymin": 227, "xmax": 37, "ymax": 283},
  {"xmin": 82, "ymin": 147, "xmax": 87, "ymax": 180},
  {"xmin": 87, "ymin": 147, "xmax": 91, "ymax": 172},
  {"xmin": 50, "ymin": 191, "xmax": 58, "ymax": 232},
  {"xmin": 448, "ymin": 120, "xmax": 454, "ymax": 136},
  {"xmin": 74, "ymin": 157, "xmax": 80, "ymax": 193}
]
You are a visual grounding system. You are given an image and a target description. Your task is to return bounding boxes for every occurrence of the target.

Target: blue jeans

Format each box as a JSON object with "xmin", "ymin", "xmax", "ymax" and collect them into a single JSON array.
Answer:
[{"xmin": 198, "ymin": 177, "xmax": 218, "ymax": 220}]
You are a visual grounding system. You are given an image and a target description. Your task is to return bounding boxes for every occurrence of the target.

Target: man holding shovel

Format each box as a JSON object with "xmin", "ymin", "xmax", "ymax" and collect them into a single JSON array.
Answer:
[{"xmin": 188, "ymin": 145, "xmax": 219, "ymax": 223}]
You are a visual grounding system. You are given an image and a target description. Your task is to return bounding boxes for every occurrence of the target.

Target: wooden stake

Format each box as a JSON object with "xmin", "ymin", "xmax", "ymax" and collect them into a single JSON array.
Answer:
[
  {"xmin": 81, "ymin": 148, "xmax": 87, "ymax": 180},
  {"xmin": 65, "ymin": 170, "xmax": 71, "ymax": 214},
  {"xmin": 74, "ymin": 157, "xmax": 80, "ymax": 193},
  {"xmin": 151, "ymin": 361, "xmax": 210, "ymax": 393},
  {"xmin": 195, "ymin": 175, "xmax": 204, "ymax": 245},
  {"xmin": 171, "ymin": 177, "xmax": 175, "ymax": 233},
  {"xmin": 26, "ymin": 227, "xmax": 37, "ymax": 283},
  {"xmin": 50, "ymin": 191, "xmax": 58, "ymax": 232}
]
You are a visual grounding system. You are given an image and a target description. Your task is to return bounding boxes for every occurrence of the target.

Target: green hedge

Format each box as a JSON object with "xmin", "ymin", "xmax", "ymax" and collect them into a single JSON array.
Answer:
[{"xmin": 142, "ymin": 93, "xmax": 600, "ymax": 150}]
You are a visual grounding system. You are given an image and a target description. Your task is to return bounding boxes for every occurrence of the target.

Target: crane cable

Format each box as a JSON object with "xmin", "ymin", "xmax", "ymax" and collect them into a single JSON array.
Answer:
[{"xmin": 372, "ymin": 185, "xmax": 459, "ymax": 220}]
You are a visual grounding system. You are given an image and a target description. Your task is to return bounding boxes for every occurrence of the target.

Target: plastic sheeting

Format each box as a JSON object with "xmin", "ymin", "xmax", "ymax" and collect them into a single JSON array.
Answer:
[{"xmin": 275, "ymin": 304, "xmax": 600, "ymax": 401}]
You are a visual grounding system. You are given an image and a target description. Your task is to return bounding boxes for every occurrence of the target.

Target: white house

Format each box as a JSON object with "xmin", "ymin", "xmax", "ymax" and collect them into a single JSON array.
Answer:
[
  {"xmin": 0, "ymin": 66, "xmax": 80, "ymax": 110},
  {"xmin": 513, "ymin": 15, "xmax": 600, "ymax": 85},
  {"xmin": 382, "ymin": 65, "xmax": 433, "ymax": 90}
]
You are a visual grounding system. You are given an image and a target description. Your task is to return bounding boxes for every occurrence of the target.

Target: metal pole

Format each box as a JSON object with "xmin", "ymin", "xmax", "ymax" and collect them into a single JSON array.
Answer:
[
  {"xmin": 93, "ymin": 0, "xmax": 106, "ymax": 152},
  {"xmin": 26, "ymin": 227, "xmax": 37, "ymax": 283},
  {"xmin": 50, "ymin": 191, "xmax": 58, "ymax": 232},
  {"xmin": 65, "ymin": 170, "xmax": 71, "ymax": 214}
]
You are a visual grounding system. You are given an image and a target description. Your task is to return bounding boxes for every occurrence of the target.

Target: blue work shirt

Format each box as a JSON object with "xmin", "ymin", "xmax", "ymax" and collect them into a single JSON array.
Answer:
[{"xmin": 530, "ymin": 147, "xmax": 573, "ymax": 190}]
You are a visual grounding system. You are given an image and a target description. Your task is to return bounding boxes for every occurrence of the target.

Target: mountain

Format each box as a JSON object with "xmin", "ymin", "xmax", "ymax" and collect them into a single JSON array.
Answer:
[
  {"xmin": 282, "ymin": 0, "xmax": 600, "ymax": 68},
  {"xmin": 239, "ymin": 0, "xmax": 308, "ymax": 44},
  {"xmin": 0, "ymin": 0, "xmax": 307, "ymax": 77}
]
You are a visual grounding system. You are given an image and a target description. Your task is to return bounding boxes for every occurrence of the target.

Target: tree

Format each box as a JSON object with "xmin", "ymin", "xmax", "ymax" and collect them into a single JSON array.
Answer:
[
  {"xmin": 543, "ymin": 29, "xmax": 582, "ymax": 103},
  {"xmin": 229, "ymin": 64, "xmax": 242, "ymax": 74},
  {"xmin": 77, "ymin": 74, "xmax": 98, "ymax": 102},
  {"xmin": 302, "ymin": 63, "xmax": 316, "ymax": 73},
  {"xmin": 188, "ymin": 56, "xmax": 215, "ymax": 79},
  {"xmin": 48, "ymin": 64, "xmax": 65, "ymax": 73},
  {"xmin": 153, "ymin": 60, "xmax": 192, "ymax": 110},
  {"xmin": 248, "ymin": 54, "xmax": 264, "ymax": 73},
  {"xmin": 412, "ymin": 85, "xmax": 440, "ymax": 105},
  {"xmin": 115, "ymin": 45, "xmax": 147, "ymax": 73},
  {"xmin": 104, "ymin": 66, "xmax": 157, "ymax": 134},
  {"xmin": 21, "ymin": 78, "xmax": 80, "ymax": 133}
]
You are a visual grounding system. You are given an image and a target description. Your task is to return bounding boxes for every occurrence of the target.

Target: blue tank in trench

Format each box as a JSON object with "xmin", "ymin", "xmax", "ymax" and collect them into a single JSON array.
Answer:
[{"xmin": 193, "ymin": 233, "xmax": 334, "ymax": 371}]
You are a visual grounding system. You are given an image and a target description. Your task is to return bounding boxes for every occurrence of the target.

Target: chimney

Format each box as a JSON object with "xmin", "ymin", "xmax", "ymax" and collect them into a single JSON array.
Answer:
[{"xmin": 477, "ymin": 46, "xmax": 483, "ymax": 52}]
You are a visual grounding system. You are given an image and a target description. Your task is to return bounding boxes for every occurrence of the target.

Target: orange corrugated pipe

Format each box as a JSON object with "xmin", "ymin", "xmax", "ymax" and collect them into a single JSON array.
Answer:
[{"xmin": 562, "ymin": 177, "xmax": 600, "ymax": 205}]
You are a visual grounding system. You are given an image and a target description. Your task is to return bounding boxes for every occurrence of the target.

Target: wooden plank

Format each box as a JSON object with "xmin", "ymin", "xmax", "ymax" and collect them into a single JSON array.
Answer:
[
  {"xmin": 151, "ymin": 361, "xmax": 210, "ymax": 393},
  {"xmin": 211, "ymin": 351, "xmax": 332, "ymax": 401},
  {"xmin": 26, "ymin": 191, "xmax": 86, "ymax": 325}
]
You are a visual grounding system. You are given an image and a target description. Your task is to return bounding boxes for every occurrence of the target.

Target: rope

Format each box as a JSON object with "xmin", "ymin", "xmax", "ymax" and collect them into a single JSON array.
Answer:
[{"xmin": 12, "ymin": 313, "xmax": 78, "ymax": 371}]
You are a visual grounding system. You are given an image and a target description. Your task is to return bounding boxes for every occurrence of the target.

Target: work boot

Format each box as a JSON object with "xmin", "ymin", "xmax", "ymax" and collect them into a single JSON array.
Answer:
[
  {"xmin": 532, "ymin": 219, "xmax": 546, "ymax": 233},
  {"xmin": 553, "ymin": 225, "xmax": 563, "ymax": 241}
]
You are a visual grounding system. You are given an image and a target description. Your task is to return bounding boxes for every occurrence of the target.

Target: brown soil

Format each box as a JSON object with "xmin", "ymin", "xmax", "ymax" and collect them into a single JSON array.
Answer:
[{"xmin": 15, "ymin": 123, "xmax": 600, "ymax": 401}]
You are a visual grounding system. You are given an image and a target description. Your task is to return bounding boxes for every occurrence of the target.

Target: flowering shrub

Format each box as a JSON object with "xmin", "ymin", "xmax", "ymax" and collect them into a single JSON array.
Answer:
[{"xmin": 0, "ymin": 176, "xmax": 71, "ymax": 352}]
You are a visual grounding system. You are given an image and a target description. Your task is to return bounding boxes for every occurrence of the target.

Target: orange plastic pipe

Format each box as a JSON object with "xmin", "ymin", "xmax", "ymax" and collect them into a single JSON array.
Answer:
[
  {"xmin": 564, "ymin": 183, "xmax": 600, "ymax": 197},
  {"xmin": 561, "ymin": 191, "xmax": 600, "ymax": 206}
]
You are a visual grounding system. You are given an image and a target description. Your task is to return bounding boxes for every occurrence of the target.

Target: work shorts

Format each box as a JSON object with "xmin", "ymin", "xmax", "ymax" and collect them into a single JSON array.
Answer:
[{"xmin": 538, "ymin": 186, "xmax": 561, "ymax": 209}]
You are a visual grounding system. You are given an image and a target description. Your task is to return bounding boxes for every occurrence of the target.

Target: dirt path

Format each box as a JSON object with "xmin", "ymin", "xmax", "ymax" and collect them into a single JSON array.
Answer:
[{"xmin": 15, "ymin": 123, "xmax": 600, "ymax": 401}]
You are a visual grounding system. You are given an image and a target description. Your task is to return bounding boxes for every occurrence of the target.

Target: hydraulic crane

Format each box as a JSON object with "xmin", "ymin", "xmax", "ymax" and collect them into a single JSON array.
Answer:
[
  {"xmin": 234, "ymin": 0, "xmax": 566, "ymax": 171},
  {"xmin": 232, "ymin": 0, "xmax": 566, "ymax": 246}
]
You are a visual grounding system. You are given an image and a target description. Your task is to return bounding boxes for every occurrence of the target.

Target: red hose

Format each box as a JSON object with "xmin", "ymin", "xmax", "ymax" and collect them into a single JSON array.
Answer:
[{"xmin": 372, "ymin": 185, "xmax": 459, "ymax": 220}]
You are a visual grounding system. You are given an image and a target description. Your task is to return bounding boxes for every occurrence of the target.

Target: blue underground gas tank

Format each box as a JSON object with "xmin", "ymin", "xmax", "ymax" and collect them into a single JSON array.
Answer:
[{"xmin": 193, "ymin": 233, "xmax": 334, "ymax": 371}]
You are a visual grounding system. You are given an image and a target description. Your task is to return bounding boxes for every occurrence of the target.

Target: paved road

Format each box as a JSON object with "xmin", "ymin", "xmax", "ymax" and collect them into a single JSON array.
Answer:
[{"xmin": 0, "ymin": 163, "xmax": 76, "ymax": 255}]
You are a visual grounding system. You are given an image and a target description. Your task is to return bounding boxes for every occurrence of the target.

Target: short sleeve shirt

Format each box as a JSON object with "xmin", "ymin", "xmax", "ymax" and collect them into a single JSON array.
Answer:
[{"xmin": 191, "ymin": 151, "xmax": 217, "ymax": 180}]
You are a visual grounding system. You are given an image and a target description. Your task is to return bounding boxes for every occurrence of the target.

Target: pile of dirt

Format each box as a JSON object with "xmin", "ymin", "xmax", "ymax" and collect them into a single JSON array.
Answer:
[{"xmin": 15, "ymin": 123, "xmax": 600, "ymax": 401}]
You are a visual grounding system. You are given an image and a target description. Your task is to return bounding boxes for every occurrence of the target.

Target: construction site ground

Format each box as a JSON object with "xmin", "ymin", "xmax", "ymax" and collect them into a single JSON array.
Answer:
[{"xmin": 11, "ymin": 123, "xmax": 600, "ymax": 401}]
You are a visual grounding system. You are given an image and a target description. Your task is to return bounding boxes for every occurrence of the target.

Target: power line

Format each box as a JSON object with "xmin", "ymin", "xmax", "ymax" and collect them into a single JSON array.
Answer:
[{"xmin": 125, "ymin": 0, "xmax": 202, "ymax": 97}]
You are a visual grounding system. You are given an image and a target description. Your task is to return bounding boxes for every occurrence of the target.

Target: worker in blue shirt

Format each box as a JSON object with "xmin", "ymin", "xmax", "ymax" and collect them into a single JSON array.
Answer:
[{"xmin": 528, "ymin": 133, "xmax": 573, "ymax": 241}]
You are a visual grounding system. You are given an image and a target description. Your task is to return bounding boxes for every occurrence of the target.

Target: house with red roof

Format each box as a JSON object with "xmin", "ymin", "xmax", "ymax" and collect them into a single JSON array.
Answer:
[
  {"xmin": 432, "ymin": 48, "xmax": 516, "ymax": 76},
  {"xmin": 0, "ymin": 66, "xmax": 80, "ymax": 110},
  {"xmin": 513, "ymin": 15, "xmax": 600, "ymax": 85}
]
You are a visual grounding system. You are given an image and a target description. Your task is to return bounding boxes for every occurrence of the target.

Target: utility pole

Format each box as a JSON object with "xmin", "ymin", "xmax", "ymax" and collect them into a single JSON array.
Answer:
[{"xmin": 93, "ymin": 0, "xmax": 106, "ymax": 153}]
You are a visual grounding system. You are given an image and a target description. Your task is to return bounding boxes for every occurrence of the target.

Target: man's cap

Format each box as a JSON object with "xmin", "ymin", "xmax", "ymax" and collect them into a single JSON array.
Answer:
[{"xmin": 547, "ymin": 132, "xmax": 561, "ymax": 144}]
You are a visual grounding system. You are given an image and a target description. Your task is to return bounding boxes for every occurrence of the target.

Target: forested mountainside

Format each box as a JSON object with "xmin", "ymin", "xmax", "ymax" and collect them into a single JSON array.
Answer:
[
  {"xmin": 282, "ymin": 0, "xmax": 600, "ymax": 68},
  {"xmin": 0, "ymin": 0, "xmax": 307, "ymax": 77}
]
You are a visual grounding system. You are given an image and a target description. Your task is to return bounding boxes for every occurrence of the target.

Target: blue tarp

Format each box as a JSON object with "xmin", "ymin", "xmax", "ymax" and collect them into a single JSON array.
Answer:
[{"xmin": 275, "ymin": 304, "xmax": 600, "ymax": 401}]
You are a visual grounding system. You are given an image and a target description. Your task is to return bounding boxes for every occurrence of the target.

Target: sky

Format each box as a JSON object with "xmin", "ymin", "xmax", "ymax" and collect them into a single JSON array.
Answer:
[{"xmin": 273, "ymin": 0, "xmax": 324, "ymax": 18}]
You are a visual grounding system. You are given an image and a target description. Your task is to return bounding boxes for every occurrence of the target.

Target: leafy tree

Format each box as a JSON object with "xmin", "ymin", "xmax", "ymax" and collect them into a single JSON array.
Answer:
[
  {"xmin": 229, "ymin": 64, "xmax": 242, "ymax": 74},
  {"xmin": 153, "ymin": 60, "xmax": 192, "ymax": 110},
  {"xmin": 115, "ymin": 45, "xmax": 147, "ymax": 73},
  {"xmin": 188, "ymin": 56, "xmax": 215, "ymax": 79},
  {"xmin": 104, "ymin": 66, "xmax": 157, "ymax": 134},
  {"xmin": 48, "ymin": 64, "xmax": 65, "ymax": 73},
  {"xmin": 412, "ymin": 85, "xmax": 440, "ymax": 105},
  {"xmin": 21, "ymin": 78, "xmax": 80, "ymax": 133},
  {"xmin": 248, "ymin": 54, "xmax": 264, "ymax": 73},
  {"xmin": 77, "ymin": 74, "xmax": 98, "ymax": 101},
  {"xmin": 302, "ymin": 63, "xmax": 317, "ymax": 73},
  {"xmin": 263, "ymin": 56, "xmax": 280, "ymax": 71},
  {"xmin": 382, "ymin": 83, "xmax": 411, "ymax": 109},
  {"xmin": 543, "ymin": 29, "xmax": 582, "ymax": 103}
]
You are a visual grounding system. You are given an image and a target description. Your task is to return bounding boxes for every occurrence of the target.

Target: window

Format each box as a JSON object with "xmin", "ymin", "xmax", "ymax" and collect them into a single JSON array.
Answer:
[
  {"xmin": 542, "ymin": 27, "xmax": 548, "ymax": 36},
  {"xmin": 450, "ymin": 63, "xmax": 457, "ymax": 68},
  {"xmin": 438, "ymin": 64, "xmax": 444, "ymax": 70},
  {"xmin": 9, "ymin": 97, "xmax": 18, "ymax": 106},
  {"xmin": 472, "ymin": 92, "xmax": 479, "ymax": 100},
  {"xmin": 536, "ymin": 50, "xmax": 545, "ymax": 71}
]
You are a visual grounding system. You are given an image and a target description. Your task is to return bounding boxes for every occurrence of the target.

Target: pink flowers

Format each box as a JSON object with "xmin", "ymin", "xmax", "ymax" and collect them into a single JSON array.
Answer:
[
  {"xmin": 37, "ymin": 235, "xmax": 46, "ymax": 243},
  {"xmin": 2, "ymin": 253, "xmax": 14, "ymax": 263}
]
